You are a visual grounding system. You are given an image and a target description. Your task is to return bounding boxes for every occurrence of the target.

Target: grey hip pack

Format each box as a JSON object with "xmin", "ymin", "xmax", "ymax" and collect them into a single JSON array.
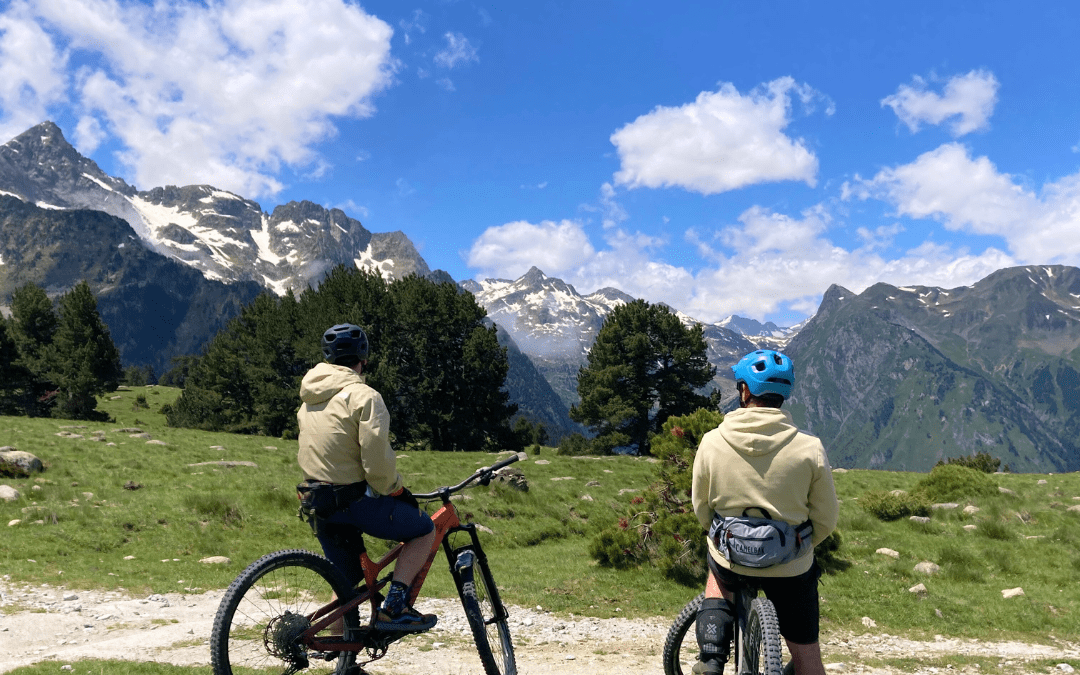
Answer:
[{"xmin": 709, "ymin": 507, "xmax": 813, "ymax": 569}]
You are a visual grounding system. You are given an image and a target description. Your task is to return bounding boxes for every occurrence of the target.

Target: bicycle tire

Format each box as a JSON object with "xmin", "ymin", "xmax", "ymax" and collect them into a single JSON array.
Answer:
[
  {"xmin": 456, "ymin": 552, "xmax": 516, "ymax": 675},
  {"xmin": 743, "ymin": 597, "xmax": 783, "ymax": 675},
  {"xmin": 662, "ymin": 593, "xmax": 704, "ymax": 675},
  {"xmin": 210, "ymin": 549, "xmax": 357, "ymax": 675}
]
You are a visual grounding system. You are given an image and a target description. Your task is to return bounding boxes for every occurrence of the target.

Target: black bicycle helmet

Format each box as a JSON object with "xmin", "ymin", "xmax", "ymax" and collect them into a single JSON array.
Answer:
[{"xmin": 321, "ymin": 323, "xmax": 369, "ymax": 364}]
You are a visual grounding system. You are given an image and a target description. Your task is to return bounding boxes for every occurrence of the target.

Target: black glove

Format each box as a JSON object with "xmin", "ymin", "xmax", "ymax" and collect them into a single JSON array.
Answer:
[{"xmin": 392, "ymin": 487, "xmax": 419, "ymax": 510}]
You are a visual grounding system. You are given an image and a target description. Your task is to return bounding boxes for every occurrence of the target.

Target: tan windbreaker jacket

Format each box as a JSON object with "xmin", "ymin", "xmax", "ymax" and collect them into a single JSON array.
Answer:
[
  {"xmin": 692, "ymin": 406, "xmax": 839, "ymax": 578},
  {"xmin": 296, "ymin": 362, "xmax": 403, "ymax": 496}
]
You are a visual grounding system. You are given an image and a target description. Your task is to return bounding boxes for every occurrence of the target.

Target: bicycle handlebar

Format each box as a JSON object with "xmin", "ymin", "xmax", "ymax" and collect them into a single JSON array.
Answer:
[{"xmin": 413, "ymin": 451, "xmax": 527, "ymax": 501}]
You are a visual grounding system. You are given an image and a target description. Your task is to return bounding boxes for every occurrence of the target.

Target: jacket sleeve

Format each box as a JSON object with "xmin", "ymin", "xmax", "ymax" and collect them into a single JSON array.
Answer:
[
  {"xmin": 691, "ymin": 438, "xmax": 715, "ymax": 532},
  {"xmin": 808, "ymin": 441, "xmax": 839, "ymax": 546},
  {"xmin": 355, "ymin": 389, "xmax": 403, "ymax": 495}
]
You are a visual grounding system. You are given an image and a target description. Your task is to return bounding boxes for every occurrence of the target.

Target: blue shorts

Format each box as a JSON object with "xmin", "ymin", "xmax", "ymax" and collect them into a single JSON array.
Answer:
[{"xmin": 315, "ymin": 492, "xmax": 434, "ymax": 586}]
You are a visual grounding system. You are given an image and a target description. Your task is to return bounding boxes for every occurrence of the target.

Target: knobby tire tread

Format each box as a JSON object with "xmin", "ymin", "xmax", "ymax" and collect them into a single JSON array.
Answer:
[
  {"xmin": 662, "ymin": 593, "xmax": 704, "ymax": 675},
  {"xmin": 457, "ymin": 557, "xmax": 516, "ymax": 675},
  {"xmin": 744, "ymin": 597, "xmax": 783, "ymax": 675},
  {"xmin": 209, "ymin": 548, "xmax": 355, "ymax": 675}
]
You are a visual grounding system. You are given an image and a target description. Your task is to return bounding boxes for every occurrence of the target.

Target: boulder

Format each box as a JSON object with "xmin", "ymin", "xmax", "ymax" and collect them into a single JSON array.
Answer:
[
  {"xmin": 0, "ymin": 450, "xmax": 44, "ymax": 477},
  {"xmin": 909, "ymin": 516, "xmax": 931, "ymax": 524},
  {"xmin": 998, "ymin": 486, "xmax": 1017, "ymax": 496},
  {"xmin": 909, "ymin": 583, "xmax": 928, "ymax": 597},
  {"xmin": 931, "ymin": 503, "xmax": 959, "ymax": 511},
  {"xmin": 492, "ymin": 467, "xmax": 528, "ymax": 492},
  {"xmin": 963, "ymin": 505, "xmax": 981, "ymax": 515},
  {"xmin": 199, "ymin": 556, "xmax": 231, "ymax": 564},
  {"xmin": 1001, "ymin": 587, "xmax": 1025, "ymax": 599},
  {"xmin": 1066, "ymin": 505, "xmax": 1080, "ymax": 513},
  {"xmin": 914, "ymin": 561, "xmax": 941, "ymax": 575},
  {"xmin": 876, "ymin": 548, "xmax": 900, "ymax": 559},
  {"xmin": 0, "ymin": 485, "xmax": 21, "ymax": 502}
]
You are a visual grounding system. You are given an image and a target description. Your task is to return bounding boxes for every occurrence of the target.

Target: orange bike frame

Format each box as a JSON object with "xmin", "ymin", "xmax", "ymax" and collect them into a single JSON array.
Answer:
[{"xmin": 303, "ymin": 497, "xmax": 465, "ymax": 653}]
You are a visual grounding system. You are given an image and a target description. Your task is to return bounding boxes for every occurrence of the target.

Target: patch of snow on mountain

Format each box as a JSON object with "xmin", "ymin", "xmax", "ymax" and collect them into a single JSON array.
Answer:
[
  {"xmin": 131, "ymin": 195, "xmax": 199, "ymax": 237},
  {"xmin": 35, "ymin": 202, "xmax": 64, "ymax": 210},
  {"xmin": 250, "ymin": 218, "xmax": 284, "ymax": 265},
  {"xmin": 81, "ymin": 173, "xmax": 114, "ymax": 191},
  {"xmin": 355, "ymin": 243, "xmax": 397, "ymax": 280},
  {"xmin": 276, "ymin": 221, "xmax": 302, "ymax": 233},
  {"xmin": 0, "ymin": 190, "xmax": 20, "ymax": 198}
]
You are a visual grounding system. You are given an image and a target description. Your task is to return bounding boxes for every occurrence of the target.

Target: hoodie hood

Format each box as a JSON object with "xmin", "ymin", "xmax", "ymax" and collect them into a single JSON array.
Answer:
[
  {"xmin": 717, "ymin": 407, "xmax": 799, "ymax": 457},
  {"xmin": 300, "ymin": 362, "xmax": 365, "ymax": 405}
]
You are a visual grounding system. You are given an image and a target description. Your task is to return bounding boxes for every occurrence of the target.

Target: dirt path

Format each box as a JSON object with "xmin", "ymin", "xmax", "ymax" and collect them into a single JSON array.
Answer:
[{"xmin": 1, "ymin": 579, "xmax": 1076, "ymax": 674}]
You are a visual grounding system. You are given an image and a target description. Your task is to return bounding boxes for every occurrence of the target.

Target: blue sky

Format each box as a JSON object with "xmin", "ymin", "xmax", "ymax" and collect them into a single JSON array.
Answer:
[{"xmin": 1, "ymin": 1, "xmax": 1079, "ymax": 325}]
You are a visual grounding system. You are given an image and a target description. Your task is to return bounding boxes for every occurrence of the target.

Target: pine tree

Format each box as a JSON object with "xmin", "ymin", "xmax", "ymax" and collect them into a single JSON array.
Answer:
[
  {"xmin": 8, "ymin": 283, "xmax": 59, "ymax": 416},
  {"xmin": 51, "ymin": 281, "xmax": 123, "ymax": 420},
  {"xmin": 571, "ymin": 299, "xmax": 715, "ymax": 455},
  {"xmin": 0, "ymin": 316, "xmax": 34, "ymax": 415}
]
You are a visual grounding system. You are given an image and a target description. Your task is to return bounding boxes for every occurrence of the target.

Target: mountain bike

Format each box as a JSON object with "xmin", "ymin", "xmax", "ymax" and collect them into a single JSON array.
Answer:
[
  {"xmin": 209, "ymin": 452, "xmax": 525, "ymax": 675},
  {"xmin": 663, "ymin": 582, "xmax": 795, "ymax": 675}
]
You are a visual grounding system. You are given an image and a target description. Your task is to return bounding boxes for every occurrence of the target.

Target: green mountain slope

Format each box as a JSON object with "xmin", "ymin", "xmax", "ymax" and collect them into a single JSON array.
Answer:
[{"xmin": 787, "ymin": 267, "xmax": 1080, "ymax": 472}]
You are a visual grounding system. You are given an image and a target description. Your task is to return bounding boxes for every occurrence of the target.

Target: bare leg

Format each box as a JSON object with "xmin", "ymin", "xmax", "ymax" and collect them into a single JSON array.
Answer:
[
  {"xmin": 785, "ymin": 639, "xmax": 825, "ymax": 675},
  {"xmin": 391, "ymin": 529, "xmax": 436, "ymax": 587}
]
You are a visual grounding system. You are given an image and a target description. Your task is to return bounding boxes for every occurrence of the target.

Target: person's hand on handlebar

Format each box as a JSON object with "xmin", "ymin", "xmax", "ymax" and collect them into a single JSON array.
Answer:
[{"xmin": 390, "ymin": 487, "xmax": 419, "ymax": 510}]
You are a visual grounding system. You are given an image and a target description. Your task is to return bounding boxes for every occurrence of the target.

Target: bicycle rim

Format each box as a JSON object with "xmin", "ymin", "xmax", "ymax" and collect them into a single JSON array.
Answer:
[
  {"xmin": 661, "ymin": 593, "xmax": 703, "ymax": 675},
  {"xmin": 742, "ymin": 597, "xmax": 783, "ymax": 675},
  {"xmin": 210, "ymin": 549, "xmax": 356, "ymax": 675},
  {"xmin": 458, "ymin": 555, "xmax": 516, "ymax": 675}
]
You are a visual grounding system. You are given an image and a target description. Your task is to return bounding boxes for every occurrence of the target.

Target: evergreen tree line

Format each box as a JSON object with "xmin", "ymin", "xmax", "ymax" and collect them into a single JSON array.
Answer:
[
  {"xmin": 0, "ymin": 281, "xmax": 123, "ymax": 420},
  {"xmin": 162, "ymin": 266, "xmax": 529, "ymax": 452}
]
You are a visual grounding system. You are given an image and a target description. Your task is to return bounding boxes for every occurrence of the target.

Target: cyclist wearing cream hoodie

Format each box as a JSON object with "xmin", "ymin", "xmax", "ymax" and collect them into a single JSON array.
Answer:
[
  {"xmin": 690, "ymin": 350, "xmax": 838, "ymax": 675},
  {"xmin": 297, "ymin": 324, "xmax": 437, "ymax": 633}
]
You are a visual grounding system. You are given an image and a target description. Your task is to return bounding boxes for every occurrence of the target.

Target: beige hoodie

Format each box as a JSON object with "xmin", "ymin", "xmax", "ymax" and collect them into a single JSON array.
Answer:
[
  {"xmin": 296, "ymin": 362, "xmax": 403, "ymax": 495},
  {"xmin": 692, "ymin": 406, "xmax": 838, "ymax": 578}
]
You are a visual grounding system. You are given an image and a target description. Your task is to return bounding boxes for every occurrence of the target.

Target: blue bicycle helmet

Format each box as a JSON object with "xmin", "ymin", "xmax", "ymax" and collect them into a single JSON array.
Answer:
[
  {"xmin": 321, "ymin": 323, "xmax": 369, "ymax": 364},
  {"xmin": 731, "ymin": 349, "xmax": 794, "ymax": 400}
]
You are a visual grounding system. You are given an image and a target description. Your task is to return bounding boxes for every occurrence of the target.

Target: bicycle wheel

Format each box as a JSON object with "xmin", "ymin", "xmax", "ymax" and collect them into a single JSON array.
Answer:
[
  {"xmin": 742, "ymin": 597, "xmax": 783, "ymax": 675},
  {"xmin": 456, "ymin": 550, "xmax": 516, "ymax": 675},
  {"xmin": 662, "ymin": 593, "xmax": 703, "ymax": 675},
  {"xmin": 210, "ymin": 549, "xmax": 357, "ymax": 675}
]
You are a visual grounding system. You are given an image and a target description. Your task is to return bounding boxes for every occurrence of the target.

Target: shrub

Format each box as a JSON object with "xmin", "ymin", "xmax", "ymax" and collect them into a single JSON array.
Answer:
[
  {"xmin": 914, "ymin": 463, "xmax": 998, "ymax": 503},
  {"xmin": 859, "ymin": 490, "xmax": 931, "ymax": 521},
  {"xmin": 589, "ymin": 408, "xmax": 724, "ymax": 585},
  {"xmin": 556, "ymin": 433, "xmax": 592, "ymax": 456},
  {"xmin": 935, "ymin": 451, "xmax": 1009, "ymax": 473}
]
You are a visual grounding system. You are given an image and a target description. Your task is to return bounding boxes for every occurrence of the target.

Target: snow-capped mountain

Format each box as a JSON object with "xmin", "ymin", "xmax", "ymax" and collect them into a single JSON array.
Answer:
[
  {"xmin": 464, "ymin": 267, "xmax": 761, "ymax": 408},
  {"xmin": 0, "ymin": 122, "xmax": 430, "ymax": 294}
]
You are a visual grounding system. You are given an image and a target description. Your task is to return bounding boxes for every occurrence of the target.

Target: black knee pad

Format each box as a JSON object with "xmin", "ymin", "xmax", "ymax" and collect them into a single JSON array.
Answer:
[{"xmin": 696, "ymin": 597, "xmax": 734, "ymax": 662}]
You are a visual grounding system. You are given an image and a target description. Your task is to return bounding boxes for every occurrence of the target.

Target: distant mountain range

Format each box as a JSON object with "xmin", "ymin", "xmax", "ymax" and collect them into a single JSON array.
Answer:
[
  {"xmin": 785, "ymin": 266, "xmax": 1080, "ymax": 472},
  {"xmin": 2, "ymin": 121, "xmax": 1077, "ymax": 471}
]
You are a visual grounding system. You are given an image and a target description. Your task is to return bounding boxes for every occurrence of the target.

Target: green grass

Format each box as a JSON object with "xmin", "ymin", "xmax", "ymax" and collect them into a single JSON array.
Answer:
[
  {"xmin": 3, "ymin": 389, "xmax": 1080, "ymax": 661},
  {"xmin": 2, "ymin": 662, "xmax": 213, "ymax": 675}
]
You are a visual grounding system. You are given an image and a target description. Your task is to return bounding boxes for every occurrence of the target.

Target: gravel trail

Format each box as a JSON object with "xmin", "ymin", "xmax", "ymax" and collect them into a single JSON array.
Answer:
[{"xmin": 1, "ymin": 579, "xmax": 1076, "ymax": 674}]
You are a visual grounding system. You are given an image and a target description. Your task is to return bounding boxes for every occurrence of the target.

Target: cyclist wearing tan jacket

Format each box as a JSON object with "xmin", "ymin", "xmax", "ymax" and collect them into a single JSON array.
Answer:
[
  {"xmin": 691, "ymin": 349, "xmax": 838, "ymax": 675},
  {"xmin": 297, "ymin": 323, "xmax": 437, "ymax": 633}
]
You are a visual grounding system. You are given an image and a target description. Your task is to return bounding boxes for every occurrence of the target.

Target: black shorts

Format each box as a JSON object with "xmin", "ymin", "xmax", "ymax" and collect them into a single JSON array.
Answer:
[{"xmin": 707, "ymin": 554, "xmax": 821, "ymax": 645}]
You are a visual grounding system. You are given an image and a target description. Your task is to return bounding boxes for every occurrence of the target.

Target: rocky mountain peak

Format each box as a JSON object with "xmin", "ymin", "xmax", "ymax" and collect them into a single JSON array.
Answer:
[{"xmin": 0, "ymin": 121, "xmax": 134, "ymax": 207}]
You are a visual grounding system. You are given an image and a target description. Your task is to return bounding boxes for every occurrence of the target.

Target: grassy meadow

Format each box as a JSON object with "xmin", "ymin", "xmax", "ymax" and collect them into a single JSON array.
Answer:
[{"xmin": 2, "ymin": 385, "xmax": 1079, "ymax": 658}]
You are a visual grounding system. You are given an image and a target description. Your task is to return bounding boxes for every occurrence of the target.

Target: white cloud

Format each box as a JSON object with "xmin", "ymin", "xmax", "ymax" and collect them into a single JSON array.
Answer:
[
  {"xmin": 848, "ymin": 142, "xmax": 1080, "ymax": 263},
  {"xmin": 467, "ymin": 219, "xmax": 596, "ymax": 279},
  {"xmin": 434, "ymin": 32, "xmax": 478, "ymax": 69},
  {"xmin": 610, "ymin": 77, "xmax": 825, "ymax": 195},
  {"xmin": 436, "ymin": 77, "xmax": 456, "ymax": 92},
  {"xmin": 882, "ymin": 70, "xmax": 999, "ymax": 137},
  {"xmin": 468, "ymin": 197, "xmax": 1017, "ymax": 325},
  {"xmin": 0, "ymin": 2, "xmax": 68, "ymax": 141},
  {"xmin": 0, "ymin": 0, "xmax": 396, "ymax": 198}
]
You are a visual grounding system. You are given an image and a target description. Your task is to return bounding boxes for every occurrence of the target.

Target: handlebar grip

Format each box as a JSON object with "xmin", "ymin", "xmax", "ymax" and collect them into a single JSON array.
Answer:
[{"xmin": 488, "ymin": 452, "xmax": 527, "ymax": 472}]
